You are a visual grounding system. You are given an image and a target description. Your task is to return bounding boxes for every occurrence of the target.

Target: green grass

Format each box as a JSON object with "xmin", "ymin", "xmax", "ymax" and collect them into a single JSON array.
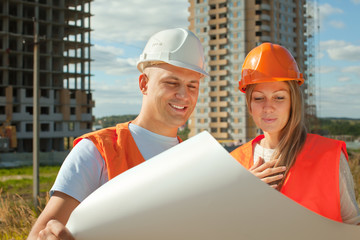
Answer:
[
  {"xmin": 0, "ymin": 176, "xmax": 57, "ymax": 195},
  {"xmin": 0, "ymin": 165, "xmax": 60, "ymax": 176},
  {"xmin": 0, "ymin": 166, "xmax": 60, "ymax": 239},
  {"xmin": 0, "ymin": 166, "xmax": 60, "ymax": 196}
]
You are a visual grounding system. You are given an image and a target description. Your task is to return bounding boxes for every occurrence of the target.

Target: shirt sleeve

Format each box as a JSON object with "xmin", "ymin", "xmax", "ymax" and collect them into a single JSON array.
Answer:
[
  {"xmin": 50, "ymin": 139, "xmax": 109, "ymax": 202},
  {"xmin": 339, "ymin": 151, "xmax": 360, "ymax": 225}
]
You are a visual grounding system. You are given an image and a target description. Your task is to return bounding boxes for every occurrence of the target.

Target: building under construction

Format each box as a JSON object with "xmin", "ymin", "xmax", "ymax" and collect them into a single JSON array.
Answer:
[
  {"xmin": 188, "ymin": 0, "xmax": 315, "ymax": 143},
  {"xmin": 0, "ymin": 0, "xmax": 94, "ymax": 152}
]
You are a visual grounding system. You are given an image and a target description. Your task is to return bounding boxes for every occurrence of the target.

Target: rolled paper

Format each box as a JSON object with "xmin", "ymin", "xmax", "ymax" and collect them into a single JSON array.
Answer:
[{"xmin": 66, "ymin": 131, "xmax": 360, "ymax": 240}]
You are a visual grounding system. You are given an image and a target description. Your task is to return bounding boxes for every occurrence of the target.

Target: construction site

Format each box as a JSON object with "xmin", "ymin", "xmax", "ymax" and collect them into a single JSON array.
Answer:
[
  {"xmin": 0, "ymin": 0, "xmax": 319, "ymax": 153},
  {"xmin": 0, "ymin": 0, "xmax": 94, "ymax": 153}
]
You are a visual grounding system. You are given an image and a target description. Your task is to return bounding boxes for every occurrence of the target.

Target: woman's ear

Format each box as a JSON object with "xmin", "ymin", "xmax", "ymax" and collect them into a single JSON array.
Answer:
[{"xmin": 139, "ymin": 73, "xmax": 148, "ymax": 95}]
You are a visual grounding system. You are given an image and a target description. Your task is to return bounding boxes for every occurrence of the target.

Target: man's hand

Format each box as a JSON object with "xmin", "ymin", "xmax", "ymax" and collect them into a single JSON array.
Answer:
[
  {"xmin": 249, "ymin": 158, "xmax": 286, "ymax": 188},
  {"xmin": 38, "ymin": 220, "xmax": 74, "ymax": 240},
  {"xmin": 27, "ymin": 192, "xmax": 79, "ymax": 240}
]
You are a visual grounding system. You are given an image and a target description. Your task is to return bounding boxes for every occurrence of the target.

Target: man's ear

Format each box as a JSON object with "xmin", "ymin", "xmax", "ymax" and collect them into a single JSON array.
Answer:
[{"xmin": 139, "ymin": 73, "xmax": 148, "ymax": 95}]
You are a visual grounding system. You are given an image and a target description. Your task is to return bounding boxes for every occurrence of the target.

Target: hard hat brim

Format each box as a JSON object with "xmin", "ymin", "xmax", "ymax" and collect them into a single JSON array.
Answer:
[
  {"xmin": 137, "ymin": 60, "xmax": 209, "ymax": 77},
  {"xmin": 239, "ymin": 77, "xmax": 304, "ymax": 93}
]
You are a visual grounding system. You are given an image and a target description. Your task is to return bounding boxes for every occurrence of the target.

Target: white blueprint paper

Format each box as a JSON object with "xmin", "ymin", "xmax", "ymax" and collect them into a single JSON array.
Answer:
[{"xmin": 66, "ymin": 131, "xmax": 360, "ymax": 240}]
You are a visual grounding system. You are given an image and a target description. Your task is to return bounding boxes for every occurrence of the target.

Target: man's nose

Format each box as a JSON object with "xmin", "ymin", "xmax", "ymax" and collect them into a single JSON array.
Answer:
[{"xmin": 175, "ymin": 85, "xmax": 188, "ymax": 99}]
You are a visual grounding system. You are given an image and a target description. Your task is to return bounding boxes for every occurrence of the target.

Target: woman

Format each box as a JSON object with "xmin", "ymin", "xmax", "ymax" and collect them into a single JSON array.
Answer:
[{"xmin": 231, "ymin": 43, "xmax": 360, "ymax": 225}]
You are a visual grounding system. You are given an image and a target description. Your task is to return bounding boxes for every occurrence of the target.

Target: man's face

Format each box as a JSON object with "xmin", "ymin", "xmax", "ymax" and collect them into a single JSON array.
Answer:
[{"xmin": 141, "ymin": 64, "xmax": 202, "ymax": 132}]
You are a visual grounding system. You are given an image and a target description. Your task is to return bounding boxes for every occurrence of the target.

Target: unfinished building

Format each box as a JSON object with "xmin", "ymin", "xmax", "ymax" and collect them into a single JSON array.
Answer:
[
  {"xmin": 188, "ymin": 0, "xmax": 312, "ymax": 143},
  {"xmin": 0, "ymin": 0, "xmax": 94, "ymax": 152}
]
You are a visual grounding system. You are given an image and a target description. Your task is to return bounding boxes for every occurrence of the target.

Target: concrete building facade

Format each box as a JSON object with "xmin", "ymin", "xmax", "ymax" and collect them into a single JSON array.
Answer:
[
  {"xmin": 0, "ymin": 0, "xmax": 94, "ymax": 152},
  {"xmin": 188, "ymin": 0, "xmax": 308, "ymax": 143}
]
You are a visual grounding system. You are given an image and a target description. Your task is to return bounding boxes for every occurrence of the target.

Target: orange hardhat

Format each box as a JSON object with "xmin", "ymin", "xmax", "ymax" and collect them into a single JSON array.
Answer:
[{"xmin": 239, "ymin": 42, "xmax": 304, "ymax": 93}]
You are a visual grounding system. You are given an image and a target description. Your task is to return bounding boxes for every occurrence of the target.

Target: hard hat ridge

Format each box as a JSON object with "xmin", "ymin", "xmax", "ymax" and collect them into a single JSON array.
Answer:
[{"xmin": 137, "ymin": 28, "xmax": 208, "ymax": 76}]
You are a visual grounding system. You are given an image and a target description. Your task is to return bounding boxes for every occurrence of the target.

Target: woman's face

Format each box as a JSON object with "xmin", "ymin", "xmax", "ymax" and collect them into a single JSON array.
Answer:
[{"xmin": 249, "ymin": 81, "xmax": 291, "ymax": 138}]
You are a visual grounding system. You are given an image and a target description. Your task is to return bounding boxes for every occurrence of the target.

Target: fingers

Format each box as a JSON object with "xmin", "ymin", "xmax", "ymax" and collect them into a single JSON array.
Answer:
[
  {"xmin": 257, "ymin": 165, "xmax": 286, "ymax": 179},
  {"xmin": 38, "ymin": 220, "xmax": 74, "ymax": 240},
  {"xmin": 251, "ymin": 159, "xmax": 282, "ymax": 175},
  {"xmin": 250, "ymin": 157, "xmax": 265, "ymax": 170},
  {"xmin": 250, "ymin": 159, "xmax": 286, "ymax": 186},
  {"xmin": 253, "ymin": 159, "xmax": 277, "ymax": 172},
  {"xmin": 38, "ymin": 228, "xmax": 58, "ymax": 240},
  {"xmin": 261, "ymin": 171, "xmax": 284, "ymax": 185}
]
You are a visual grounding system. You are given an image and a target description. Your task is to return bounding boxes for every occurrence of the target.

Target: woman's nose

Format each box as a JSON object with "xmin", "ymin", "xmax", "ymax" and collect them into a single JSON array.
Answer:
[{"xmin": 263, "ymin": 100, "xmax": 274, "ymax": 112}]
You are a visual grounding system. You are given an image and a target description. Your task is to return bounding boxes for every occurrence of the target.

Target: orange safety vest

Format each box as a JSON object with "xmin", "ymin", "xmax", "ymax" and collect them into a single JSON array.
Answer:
[
  {"xmin": 231, "ymin": 133, "xmax": 348, "ymax": 222},
  {"xmin": 74, "ymin": 122, "xmax": 181, "ymax": 180}
]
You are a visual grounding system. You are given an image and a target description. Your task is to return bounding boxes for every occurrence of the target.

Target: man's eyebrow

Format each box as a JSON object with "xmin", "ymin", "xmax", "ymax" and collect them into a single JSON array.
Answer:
[
  {"xmin": 164, "ymin": 76, "xmax": 199, "ymax": 84},
  {"xmin": 189, "ymin": 79, "xmax": 200, "ymax": 84},
  {"xmin": 164, "ymin": 75, "xmax": 180, "ymax": 81}
]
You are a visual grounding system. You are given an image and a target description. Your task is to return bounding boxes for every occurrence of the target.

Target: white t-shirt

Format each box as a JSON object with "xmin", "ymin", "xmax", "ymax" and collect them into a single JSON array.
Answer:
[
  {"xmin": 254, "ymin": 143, "xmax": 360, "ymax": 225},
  {"xmin": 50, "ymin": 123, "xmax": 179, "ymax": 202}
]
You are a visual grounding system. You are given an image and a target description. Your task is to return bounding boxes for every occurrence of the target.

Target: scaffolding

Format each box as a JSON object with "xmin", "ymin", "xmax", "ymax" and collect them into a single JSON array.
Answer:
[
  {"xmin": 0, "ymin": 0, "xmax": 94, "ymax": 152},
  {"xmin": 304, "ymin": 0, "xmax": 319, "ymax": 127},
  {"xmin": 188, "ymin": 0, "xmax": 309, "ymax": 142}
]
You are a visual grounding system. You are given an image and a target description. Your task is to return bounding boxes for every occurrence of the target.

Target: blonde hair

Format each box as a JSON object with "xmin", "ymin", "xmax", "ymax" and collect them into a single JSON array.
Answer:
[
  {"xmin": 245, "ymin": 81, "xmax": 307, "ymax": 190},
  {"xmin": 141, "ymin": 61, "xmax": 165, "ymax": 72}
]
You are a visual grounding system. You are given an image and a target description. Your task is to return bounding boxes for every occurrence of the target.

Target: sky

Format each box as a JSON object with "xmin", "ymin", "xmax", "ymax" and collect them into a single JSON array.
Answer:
[{"xmin": 90, "ymin": 0, "xmax": 360, "ymax": 119}]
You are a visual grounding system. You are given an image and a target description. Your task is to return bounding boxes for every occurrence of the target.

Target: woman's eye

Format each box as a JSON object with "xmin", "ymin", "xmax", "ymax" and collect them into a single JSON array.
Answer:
[{"xmin": 253, "ymin": 97, "xmax": 263, "ymax": 101}]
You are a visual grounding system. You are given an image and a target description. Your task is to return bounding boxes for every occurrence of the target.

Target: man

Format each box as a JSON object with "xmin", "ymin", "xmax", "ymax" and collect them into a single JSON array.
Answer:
[{"xmin": 27, "ymin": 28, "xmax": 208, "ymax": 239}]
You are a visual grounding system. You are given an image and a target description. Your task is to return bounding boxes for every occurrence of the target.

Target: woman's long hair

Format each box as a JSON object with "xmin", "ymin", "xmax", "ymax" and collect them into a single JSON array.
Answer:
[{"xmin": 245, "ymin": 81, "xmax": 308, "ymax": 190}]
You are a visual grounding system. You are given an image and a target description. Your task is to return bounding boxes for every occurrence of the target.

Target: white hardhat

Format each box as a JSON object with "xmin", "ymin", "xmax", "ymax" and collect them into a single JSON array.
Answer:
[{"xmin": 137, "ymin": 28, "xmax": 209, "ymax": 76}]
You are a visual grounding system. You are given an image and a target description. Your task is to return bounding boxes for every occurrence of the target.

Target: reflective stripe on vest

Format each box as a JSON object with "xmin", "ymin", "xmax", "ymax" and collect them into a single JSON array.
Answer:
[{"xmin": 230, "ymin": 133, "xmax": 348, "ymax": 222}]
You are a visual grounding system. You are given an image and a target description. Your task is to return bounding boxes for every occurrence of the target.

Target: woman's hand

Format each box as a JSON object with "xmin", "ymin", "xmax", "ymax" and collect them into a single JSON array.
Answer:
[{"xmin": 249, "ymin": 158, "xmax": 286, "ymax": 188}]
